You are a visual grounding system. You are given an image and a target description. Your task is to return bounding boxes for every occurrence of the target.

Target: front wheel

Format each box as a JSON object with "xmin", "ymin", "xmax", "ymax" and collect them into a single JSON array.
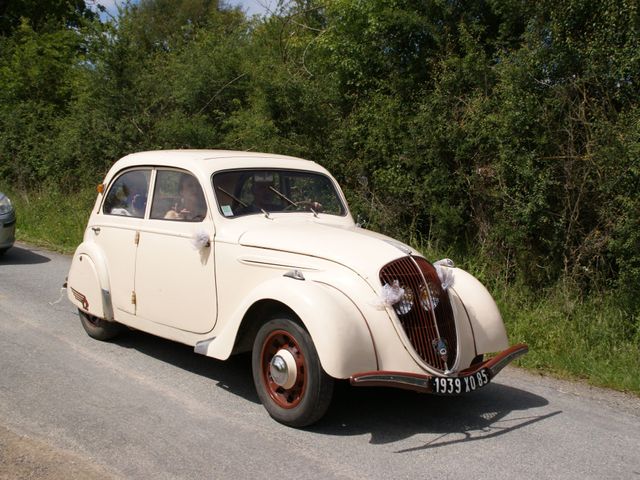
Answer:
[
  {"xmin": 78, "ymin": 309, "xmax": 124, "ymax": 341},
  {"xmin": 252, "ymin": 317, "xmax": 334, "ymax": 427}
]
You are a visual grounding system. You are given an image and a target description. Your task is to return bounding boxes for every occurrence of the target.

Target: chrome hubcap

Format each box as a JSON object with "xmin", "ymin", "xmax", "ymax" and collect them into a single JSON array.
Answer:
[{"xmin": 269, "ymin": 349, "xmax": 297, "ymax": 389}]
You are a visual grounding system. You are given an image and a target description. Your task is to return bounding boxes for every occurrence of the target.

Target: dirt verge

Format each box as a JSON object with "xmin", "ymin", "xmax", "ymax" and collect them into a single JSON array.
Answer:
[{"xmin": 0, "ymin": 425, "xmax": 118, "ymax": 480}]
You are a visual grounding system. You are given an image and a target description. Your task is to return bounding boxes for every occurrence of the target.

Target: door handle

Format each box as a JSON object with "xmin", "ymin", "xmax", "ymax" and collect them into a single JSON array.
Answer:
[{"xmin": 91, "ymin": 227, "xmax": 101, "ymax": 234}]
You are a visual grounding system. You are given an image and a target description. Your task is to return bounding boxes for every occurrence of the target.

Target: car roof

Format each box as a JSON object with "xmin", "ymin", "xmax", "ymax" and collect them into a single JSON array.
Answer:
[{"xmin": 113, "ymin": 150, "xmax": 325, "ymax": 176}]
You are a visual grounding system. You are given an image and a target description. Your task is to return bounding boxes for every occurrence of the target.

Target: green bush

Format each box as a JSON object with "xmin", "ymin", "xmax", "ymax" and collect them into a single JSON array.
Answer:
[
  {"xmin": 1, "ymin": 184, "xmax": 95, "ymax": 253},
  {"xmin": 0, "ymin": 0, "xmax": 638, "ymax": 394}
]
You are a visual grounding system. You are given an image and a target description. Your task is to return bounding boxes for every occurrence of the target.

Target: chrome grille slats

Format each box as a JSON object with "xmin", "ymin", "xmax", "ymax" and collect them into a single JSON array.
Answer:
[
  {"xmin": 414, "ymin": 257, "xmax": 458, "ymax": 367},
  {"xmin": 379, "ymin": 256, "xmax": 458, "ymax": 372}
]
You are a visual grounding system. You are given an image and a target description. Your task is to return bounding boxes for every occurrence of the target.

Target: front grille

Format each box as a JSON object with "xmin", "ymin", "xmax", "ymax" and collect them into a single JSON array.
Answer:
[{"xmin": 379, "ymin": 256, "xmax": 457, "ymax": 372}]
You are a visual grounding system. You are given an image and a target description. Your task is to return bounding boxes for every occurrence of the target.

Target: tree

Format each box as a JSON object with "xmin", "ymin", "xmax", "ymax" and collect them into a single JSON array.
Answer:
[{"xmin": 0, "ymin": 0, "xmax": 95, "ymax": 36}]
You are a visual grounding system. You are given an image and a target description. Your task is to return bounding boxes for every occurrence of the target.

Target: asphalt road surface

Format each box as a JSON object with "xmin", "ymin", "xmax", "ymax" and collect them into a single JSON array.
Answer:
[{"xmin": 1, "ymin": 243, "xmax": 639, "ymax": 480}]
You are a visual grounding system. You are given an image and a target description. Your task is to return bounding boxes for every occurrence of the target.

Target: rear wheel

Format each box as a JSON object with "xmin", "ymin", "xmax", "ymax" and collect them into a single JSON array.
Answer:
[
  {"xmin": 252, "ymin": 316, "xmax": 333, "ymax": 427},
  {"xmin": 78, "ymin": 309, "xmax": 123, "ymax": 341}
]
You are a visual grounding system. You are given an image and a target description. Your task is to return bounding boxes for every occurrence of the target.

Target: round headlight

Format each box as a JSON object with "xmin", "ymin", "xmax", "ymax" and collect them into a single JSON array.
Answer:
[
  {"xmin": 0, "ymin": 194, "xmax": 13, "ymax": 215},
  {"xmin": 419, "ymin": 284, "xmax": 439, "ymax": 311},
  {"xmin": 394, "ymin": 286, "xmax": 414, "ymax": 316}
]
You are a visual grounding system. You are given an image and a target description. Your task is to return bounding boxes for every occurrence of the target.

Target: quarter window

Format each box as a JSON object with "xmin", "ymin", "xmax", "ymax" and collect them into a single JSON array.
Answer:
[{"xmin": 103, "ymin": 169, "xmax": 151, "ymax": 218}]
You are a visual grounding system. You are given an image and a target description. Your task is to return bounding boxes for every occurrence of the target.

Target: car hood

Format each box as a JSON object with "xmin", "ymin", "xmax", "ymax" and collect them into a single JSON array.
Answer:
[{"xmin": 237, "ymin": 220, "xmax": 417, "ymax": 281}]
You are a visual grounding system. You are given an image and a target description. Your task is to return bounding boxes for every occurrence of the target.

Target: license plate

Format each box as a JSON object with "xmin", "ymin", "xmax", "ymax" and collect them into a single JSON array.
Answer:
[{"xmin": 431, "ymin": 368, "xmax": 490, "ymax": 395}]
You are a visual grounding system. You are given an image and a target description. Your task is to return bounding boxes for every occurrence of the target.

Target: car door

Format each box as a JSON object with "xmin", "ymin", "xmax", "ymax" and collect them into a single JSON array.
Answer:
[
  {"xmin": 134, "ymin": 169, "xmax": 218, "ymax": 334},
  {"xmin": 95, "ymin": 168, "xmax": 151, "ymax": 316}
]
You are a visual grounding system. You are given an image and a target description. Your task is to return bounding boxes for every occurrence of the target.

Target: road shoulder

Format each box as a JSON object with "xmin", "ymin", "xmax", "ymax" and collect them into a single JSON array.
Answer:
[{"xmin": 0, "ymin": 424, "xmax": 118, "ymax": 480}]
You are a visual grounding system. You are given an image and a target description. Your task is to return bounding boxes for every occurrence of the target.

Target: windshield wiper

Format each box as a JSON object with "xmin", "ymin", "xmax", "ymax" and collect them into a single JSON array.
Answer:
[
  {"xmin": 216, "ymin": 186, "xmax": 248, "ymax": 208},
  {"xmin": 268, "ymin": 186, "xmax": 318, "ymax": 217}
]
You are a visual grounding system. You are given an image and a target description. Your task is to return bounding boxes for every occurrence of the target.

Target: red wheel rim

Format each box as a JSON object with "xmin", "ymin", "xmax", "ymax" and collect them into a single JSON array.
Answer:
[{"xmin": 260, "ymin": 329, "xmax": 307, "ymax": 409}]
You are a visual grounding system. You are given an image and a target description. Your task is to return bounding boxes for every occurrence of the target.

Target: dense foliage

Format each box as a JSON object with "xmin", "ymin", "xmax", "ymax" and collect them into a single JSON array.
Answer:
[{"xmin": 1, "ymin": 0, "xmax": 639, "ymax": 323}]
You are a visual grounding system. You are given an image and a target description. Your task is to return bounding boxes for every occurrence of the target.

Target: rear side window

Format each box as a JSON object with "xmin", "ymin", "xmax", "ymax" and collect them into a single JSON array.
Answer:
[{"xmin": 103, "ymin": 169, "xmax": 151, "ymax": 218}]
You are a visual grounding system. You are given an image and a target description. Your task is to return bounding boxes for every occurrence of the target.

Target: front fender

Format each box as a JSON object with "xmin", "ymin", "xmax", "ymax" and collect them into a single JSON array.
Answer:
[
  {"xmin": 197, "ymin": 276, "xmax": 378, "ymax": 379},
  {"xmin": 67, "ymin": 241, "xmax": 114, "ymax": 321},
  {"xmin": 449, "ymin": 268, "xmax": 509, "ymax": 353}
]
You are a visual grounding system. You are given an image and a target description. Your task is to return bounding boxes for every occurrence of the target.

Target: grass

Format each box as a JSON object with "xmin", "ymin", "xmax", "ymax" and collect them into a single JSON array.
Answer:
[
  {"xmin": 496, "ymin": 285, "xmax": 640, "ymax": 394},
  {"xmin": 3, "ymin": 184, "xmax": 639, "ymax": 396},
  {"xmin": 2, "ymin": 184, "xmax": 96, "ymax": 253}
]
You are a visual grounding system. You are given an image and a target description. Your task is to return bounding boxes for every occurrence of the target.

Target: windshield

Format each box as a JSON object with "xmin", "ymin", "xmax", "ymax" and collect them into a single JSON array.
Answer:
[{"xmin": 212, "ymin": 169, "xmax": 346, "ymax": 218}]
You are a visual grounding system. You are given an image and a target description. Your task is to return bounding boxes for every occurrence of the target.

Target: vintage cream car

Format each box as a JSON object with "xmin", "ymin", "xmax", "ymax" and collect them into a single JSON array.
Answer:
[{"xmin": 67, "ymin": 150, "xmax": 528, "ymax": 426}]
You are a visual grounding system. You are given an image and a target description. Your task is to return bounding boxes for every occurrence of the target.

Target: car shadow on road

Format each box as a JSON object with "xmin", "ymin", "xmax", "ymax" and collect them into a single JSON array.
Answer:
[
  {"xmin": 0, "ymin": 245, "xmax": 51, "ymax": 265},
  {"xmin": 314, "ymin": 380, "xmax": 558, "ymax": 448},
  {"xmin": 113, "ymin": 330, "xmax": 260, "ymax": 403},
  {"xmin": 113, "ymin": 330, "xmax": 557, "ymax": 447}
]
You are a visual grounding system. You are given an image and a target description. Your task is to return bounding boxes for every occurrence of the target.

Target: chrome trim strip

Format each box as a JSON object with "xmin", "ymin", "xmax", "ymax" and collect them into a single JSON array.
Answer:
[
  {"xmin": 487, "ymin": 345, "xmax": 529, "ymax": 377},
  {"xmin": 101, "ymin": 289, "xmax": 114, "ymax": 321},
  {"xmin": 237, "ymin": 256, "xmax": 319, "ymax": 271},
  {"xmin": 351, "ymin": 373, "xmax": 432, "ymax": 390}
]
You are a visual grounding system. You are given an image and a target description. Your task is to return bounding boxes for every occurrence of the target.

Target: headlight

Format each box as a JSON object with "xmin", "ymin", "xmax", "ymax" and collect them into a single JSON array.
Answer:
[
  {"xmin": 394, "ymin": 286, "xmax": 414, "ymax": 316},
  {"xmin": 419, "ymin": 284, "xmax": 440, "ymax": 311},
  {"xmin": 0, "ymin": 194, "xmax": 13, "ymax": 215}
]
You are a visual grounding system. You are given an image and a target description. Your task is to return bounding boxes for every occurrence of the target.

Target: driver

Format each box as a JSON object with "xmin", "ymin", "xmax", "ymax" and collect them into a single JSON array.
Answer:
[{"xmin": 249, "ymin": 173, "xmax": 281, "ymax": 212}]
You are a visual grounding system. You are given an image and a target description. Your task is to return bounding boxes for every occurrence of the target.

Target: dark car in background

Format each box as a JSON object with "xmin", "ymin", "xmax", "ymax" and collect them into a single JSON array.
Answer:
[{"xmin": 0, "ymin": 192, "xmax": 16, "ymax": 255}]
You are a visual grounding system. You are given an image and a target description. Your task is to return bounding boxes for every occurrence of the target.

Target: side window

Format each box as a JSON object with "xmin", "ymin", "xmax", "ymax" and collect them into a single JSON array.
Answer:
[
  {"xmin": 103, "ymin": 169, "xmax": 150, "ymax": 218},
  {"xmin": 150, "ymin": 170, "xmax": 207, "ymax": 222}
]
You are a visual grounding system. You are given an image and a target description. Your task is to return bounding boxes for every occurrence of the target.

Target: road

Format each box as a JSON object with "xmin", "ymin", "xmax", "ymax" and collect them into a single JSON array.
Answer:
[{"xmin": 1, "ymin": 243, "xmax": 639, "ymax": 480}]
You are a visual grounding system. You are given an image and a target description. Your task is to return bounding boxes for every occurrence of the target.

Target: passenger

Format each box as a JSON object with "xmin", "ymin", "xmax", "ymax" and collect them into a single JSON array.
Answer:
[
  {"xmin": 130, "ymin": 192, "xmax": 147, "ymax": 217},
  {"xmin": 108, "ymin": 171, "xmax": 148, "ymax": 217},
  {"xmin": 165, "ymin": 175, "xmax": 207, "ymax": 221}
]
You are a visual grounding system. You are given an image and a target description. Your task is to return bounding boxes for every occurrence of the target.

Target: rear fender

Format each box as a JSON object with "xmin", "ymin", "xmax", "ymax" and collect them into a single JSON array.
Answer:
[
  {"xmin": 67, "ymin": 242, "xmax": 114, "ymax": 321},
  {"xmin": 197, "ymin": 276, "xmax": 377, "ymax": 379}
]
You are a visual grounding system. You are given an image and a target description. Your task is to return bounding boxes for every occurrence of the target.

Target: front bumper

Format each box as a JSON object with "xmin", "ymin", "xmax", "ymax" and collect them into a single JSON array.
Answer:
[
  {"xmin": 0, "ymin": 210, "xmax": 16, "ymax": 249},
  {"xmin": 350, "ymin": 343, "xmax": 528, "ymax": 393}
]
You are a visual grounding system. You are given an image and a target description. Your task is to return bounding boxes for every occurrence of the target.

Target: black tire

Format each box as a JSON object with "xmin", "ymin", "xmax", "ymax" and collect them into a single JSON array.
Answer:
[
  {"xmin": 471, "ymin": 354, "xmax": 485, "ymax": 367},
  {"xmin": 78, "ymin": 309, "xmax": 124, "ymax": 341},
  {"xmin": 252, "ymin": 316, "xmax": 334, "ymax": 427}
]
